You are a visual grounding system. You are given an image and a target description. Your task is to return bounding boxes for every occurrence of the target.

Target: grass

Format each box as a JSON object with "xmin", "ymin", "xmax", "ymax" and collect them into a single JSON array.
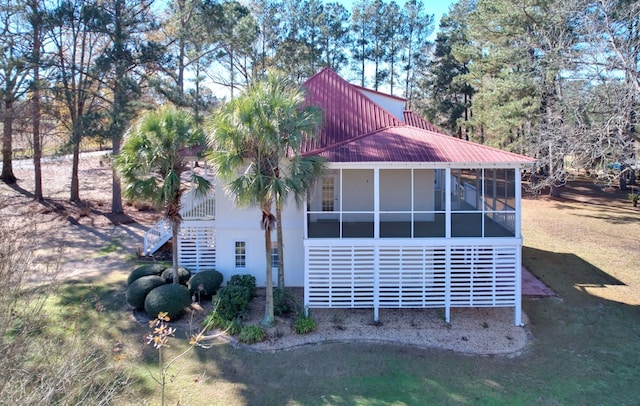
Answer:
[{"xmin": 49, "ymin": 183, "xmax": 639, "ymax": 405}]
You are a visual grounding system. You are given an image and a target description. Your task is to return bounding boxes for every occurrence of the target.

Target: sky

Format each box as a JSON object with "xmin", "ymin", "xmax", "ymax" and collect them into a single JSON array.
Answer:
[{"xmin": 337, "ymin": 0, "xmax": 458, "ymax": 40}]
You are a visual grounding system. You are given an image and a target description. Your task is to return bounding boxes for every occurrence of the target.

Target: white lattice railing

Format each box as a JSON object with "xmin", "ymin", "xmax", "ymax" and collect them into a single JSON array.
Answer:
[
  {"xmin": 178, "ymin": 221, "xmax": 216, "ymax": 271},
  {"xmin": 181, "ymin": 189, "xmax": 215, "ymax": 220},
  {"xmin": 304, "ymin": 238, "xmax": 522, "ymax": 325}
]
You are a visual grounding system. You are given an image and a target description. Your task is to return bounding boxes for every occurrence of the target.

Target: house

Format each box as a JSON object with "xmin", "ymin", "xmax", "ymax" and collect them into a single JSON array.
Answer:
[{"xmin": 144, "ymin": 68, "xmax": 535, "ymax": 325}]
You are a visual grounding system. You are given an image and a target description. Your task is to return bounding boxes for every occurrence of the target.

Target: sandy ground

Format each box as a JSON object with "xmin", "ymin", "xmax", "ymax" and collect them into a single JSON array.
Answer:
[{"xmin": 0, "ymin": 154, "xmax": 529, "ymax": 356}]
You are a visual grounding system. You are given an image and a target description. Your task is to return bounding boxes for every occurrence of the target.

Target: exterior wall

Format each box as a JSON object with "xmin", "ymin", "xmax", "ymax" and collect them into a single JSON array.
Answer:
[
  {"xmin": 357, "ymin": 88, "xmax": 406, "ymax": 121},
  {"xmin": 211, "ymin": 179, "xmax": 306, "ymax": 287}
]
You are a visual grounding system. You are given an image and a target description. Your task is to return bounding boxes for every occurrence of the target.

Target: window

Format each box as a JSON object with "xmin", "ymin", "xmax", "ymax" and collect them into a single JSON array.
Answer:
[
  {"xmin": 271, "ymin": 245, "xmax": 279, "ymax": 269},
  {"xmin": 321, "ymin": 176, "xmax": 335, "ymax": 211},
  {"xmin": 235, "ymin": 241, "xmax": 246, "ymax": 268}
]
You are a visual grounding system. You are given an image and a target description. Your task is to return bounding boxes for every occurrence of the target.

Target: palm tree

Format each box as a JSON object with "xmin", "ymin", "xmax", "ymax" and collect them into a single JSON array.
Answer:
[
  {"xmin": 208, "ymin": 73, "xmax": 325, "ymax": 326},
  {"xmin": 115, "ymin": 106, "xmax": 210, "ymax": 284}
]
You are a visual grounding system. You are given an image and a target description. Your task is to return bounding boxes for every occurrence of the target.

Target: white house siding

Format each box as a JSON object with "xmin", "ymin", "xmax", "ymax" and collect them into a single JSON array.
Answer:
[
  {"xmin": 206, "ymin": 179, "xmax": 307, "ymax": 287},
  {"xmin": 356, "ymin": 88, "xmax": 406, "ymax": 121}
]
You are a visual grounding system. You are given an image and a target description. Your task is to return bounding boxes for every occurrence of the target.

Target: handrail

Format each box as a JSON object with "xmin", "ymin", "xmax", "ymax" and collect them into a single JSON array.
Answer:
[{"xmin": 143, "ymin": 218, "xmax": 172, "ymax": 255}]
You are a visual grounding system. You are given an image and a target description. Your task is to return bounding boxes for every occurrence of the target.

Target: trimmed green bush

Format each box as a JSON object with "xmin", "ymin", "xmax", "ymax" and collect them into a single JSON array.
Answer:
[
  {"xmin": 227, "ymin": 274, "xmax": 256, "ymax": 298},
  {"xmin": 127, "ymin": 263, "xmax": 167, "ymax": 285},
  {"xmin": 126, "ymin": 275, "xmax": 166, "ymax": 309},
  {"xmin": 144, "ymin": 284, "xmax": 191, "ymax": 320},
  {"xmin": 238, "ymin": 325, "xmax": 266, "ymax": 344},
  {"xmin": 213, "ymin": 284, "xmax": 253, "ymax": 321},
  {"xmin": 188, "ymin": 270, "xmax": 224, "ymax": 299},
  {"xmin": 161, "ymin": 266, "xmax": 191, "ymax": 285}
]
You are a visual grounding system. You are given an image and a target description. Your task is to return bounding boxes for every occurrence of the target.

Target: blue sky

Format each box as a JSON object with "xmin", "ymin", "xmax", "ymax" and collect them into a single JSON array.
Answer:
[{"xmin": 338, "ymin": 0, "xmax": 458, "ymax": 39}]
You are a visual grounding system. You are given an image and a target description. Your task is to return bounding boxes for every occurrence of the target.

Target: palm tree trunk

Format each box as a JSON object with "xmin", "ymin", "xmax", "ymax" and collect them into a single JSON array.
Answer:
[
  {"xmin": 171, "ymin": 218, "xmax": 180, "ymax": 284},
  {"xmin": 262, "ymin": 226, "xmax": 275, "ymax": 326},
  {"xmin": 276, "ymin": 197, "xmax": 285, "ymax": 289},
  {"xmin": 261, "ymin": 200, "xmax": 275, "ymax": 326}
]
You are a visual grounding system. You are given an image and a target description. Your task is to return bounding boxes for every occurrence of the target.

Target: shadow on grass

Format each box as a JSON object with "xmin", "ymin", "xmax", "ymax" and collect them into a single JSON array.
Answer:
[{"xmin": 523, "ymin": 246, "xmax": 627, "ymax": 304}]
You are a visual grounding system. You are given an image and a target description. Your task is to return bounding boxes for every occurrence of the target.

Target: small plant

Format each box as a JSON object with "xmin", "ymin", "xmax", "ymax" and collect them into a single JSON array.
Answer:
[
  {"xmin": 146, "ymin": 312, "xmax": 226, "ymax": 406},
  {"xmin": 629, "ymin": 193, "xmax": 638, "ymax": 207},
  {"xmin": 294, "ymin": 312, "xmax": 317, "ymax": 334},
  {"xmin": 202, "ymin": 312, "xmax": 242, "ymax": 335},
  {"xmin": 273, "ymin": 287, "xmax": 293, "ymax": 315},
  {"xmin": 238, "ymin": 324, "xmax": 266, "ymax": 343},
  {"xmin": 145, "ymin": 312, "xmax": 176, "ymax": 406}
]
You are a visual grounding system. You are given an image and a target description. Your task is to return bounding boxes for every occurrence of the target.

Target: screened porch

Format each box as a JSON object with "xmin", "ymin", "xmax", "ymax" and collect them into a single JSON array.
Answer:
[{"xmin": 306, "ymin": 167, "xmax": 519, "ymax": 240}]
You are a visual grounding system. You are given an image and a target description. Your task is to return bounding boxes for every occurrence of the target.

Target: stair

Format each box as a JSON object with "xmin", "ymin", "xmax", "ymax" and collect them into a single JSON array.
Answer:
[
  {"xmin": 143, "ymin": 189, "xmax": 215, "ymax": 255},
  {"xmin": 143, "ymin": 218, "xmax": 172, "ymax": 255}
]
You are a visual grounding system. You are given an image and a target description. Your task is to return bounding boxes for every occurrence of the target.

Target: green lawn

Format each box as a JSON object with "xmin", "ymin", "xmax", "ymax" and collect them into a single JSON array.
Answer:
[{"xmin": 57, "ymin": 190, "xmax": 640, "ymax": 405}]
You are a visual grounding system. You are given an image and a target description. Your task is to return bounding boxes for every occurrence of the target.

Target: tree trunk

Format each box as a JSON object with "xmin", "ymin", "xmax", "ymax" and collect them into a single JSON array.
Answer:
[
  {"xmin": 276, "ymin": 198, "xmax": 285, "ymax": 289},
  {"xmin": 112, "ymin": 136, "xmax": 123, "ymax": 213},
  {"xmin": 261, "ymin": 199, "xmax": 275, "ymax": 326},
  {"xmin": 31, "ymin": 0, "xmax": 43, "ymax": 201},
  {"xmin": 171, "ymin": 218, "xmax": 180, "ymax": 284},
  {"xmin": 262, "ymin": 226, "xmax": 275, "ymax": 326},
  {"xmin": 1, "ymin": 98, "xmax": 17, "ymax": 184},
  {"xmin": 70, "ymin": 130, "xmax": 81, "ymax": 203}
]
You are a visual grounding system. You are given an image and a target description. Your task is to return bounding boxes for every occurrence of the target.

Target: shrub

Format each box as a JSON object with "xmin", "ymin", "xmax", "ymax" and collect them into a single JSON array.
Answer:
[
  {"xmin": 127, "ymin": 263, "xmax": 167, "ymax": 285},
  {"xmin": 188, "ymin": 270, "xmax": 224, "ymax": 300},
  {"xmin": 213, "ymin": 284, "xmax": 253, "ymax": 321},
  {"xmin": 273, "ymin": 288, "xmax": 294, "ymax": 316},
  {"xmin": 227, "ymin": 274, "xmax": 256, "ymax": 298},
  {"xmin": 126, "ymin": 275, "xmax": 166, "ymax": 309},
  {"xmin": 238, "ymin": 325, "xmax": 266, "ymax": 344},
  {"xmin": 202, "ymin": 312, "xmax": 242, "ymax": 335},
  {"xmin": 294, "ymin": 313, "xmax": 317, "ymax": 334},
  {"xmin": 144, "ymin": 284, "xmax": 191, "ymax": 320},
  {"xmin": 161, "ymin": 266, "xmax": 191, "ymax": 285}
]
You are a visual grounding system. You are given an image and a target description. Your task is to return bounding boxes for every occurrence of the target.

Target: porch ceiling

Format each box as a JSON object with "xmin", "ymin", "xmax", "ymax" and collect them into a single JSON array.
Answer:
[{"xmin": 307, "ymin": 126, "xmax": 536, "ymax": 166}]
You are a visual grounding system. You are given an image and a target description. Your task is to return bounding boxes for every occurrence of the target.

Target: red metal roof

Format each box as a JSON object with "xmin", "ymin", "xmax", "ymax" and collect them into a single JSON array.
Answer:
[
  {"xmin": 302, "ymin": 68, "xmax": 535, "ymax": 165},
  {"xmin": 302, "ymin": 67, "xmax": 402, "ymax": 153},
  {"xmin": 310, "ymin": 126, "xmax": 535, "ymax": 164},
  {"xmin": 403, "ymin": 110, "xmax": 440, "ymax": 133}
]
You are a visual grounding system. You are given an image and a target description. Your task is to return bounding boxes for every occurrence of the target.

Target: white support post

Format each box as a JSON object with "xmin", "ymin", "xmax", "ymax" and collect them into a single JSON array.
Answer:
[
  {"xmin": 445, "ymin": 247, "xmax": 451, "ymax": 323},
  {"xmin": 515, "ymin": 168, "xmax": 523, "ymax": 326},
  {"xmin": 515, "ymin": 168, "xmax": 522, "ymax": 239},
  {"xmin": 373, "ymin": 167, "xmax": 380, "ymax": 321},
  {"xmin": 445, "ymin": 168, "xmax": 452, "ymax": 323},
  {"xmin": 515, "ymin": 247, "xmax": 523, "ymax": 326},
  {"xmin": 445, "ymin": 168, "xmax": 451, "ymax": 238},
  {"xmin": 304, "ymin": 243, "xmax": 310, "ymax": 314},
  {"xmin": 374, "ymin": 168, "xmax": 380, "ymax": 239}
]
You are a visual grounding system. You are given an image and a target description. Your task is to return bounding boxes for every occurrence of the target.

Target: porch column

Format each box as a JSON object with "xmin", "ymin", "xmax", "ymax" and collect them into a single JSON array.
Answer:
[
  {"xmin": 444, "ymin": 168, "xmax": 452, "ymax": 323},
  {"xmin": 515, "ymin": 168, "xmax": 523, "ymax": 326},
  {"xmin": 373, "ymin": 168, "xmax": 380, "ymax": 321}
]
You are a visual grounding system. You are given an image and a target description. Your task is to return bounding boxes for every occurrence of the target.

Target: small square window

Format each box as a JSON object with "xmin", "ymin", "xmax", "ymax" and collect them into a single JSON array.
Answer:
[{"xmin": 235, "ymin": 241, "xmax": 246, "ymax": 268}]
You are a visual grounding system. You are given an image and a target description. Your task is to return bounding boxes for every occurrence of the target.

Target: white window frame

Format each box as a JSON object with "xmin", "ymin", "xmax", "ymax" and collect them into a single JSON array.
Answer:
[{"xmin": 235, "ymin": 241, "xmax": 246, "ymax": 269}]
